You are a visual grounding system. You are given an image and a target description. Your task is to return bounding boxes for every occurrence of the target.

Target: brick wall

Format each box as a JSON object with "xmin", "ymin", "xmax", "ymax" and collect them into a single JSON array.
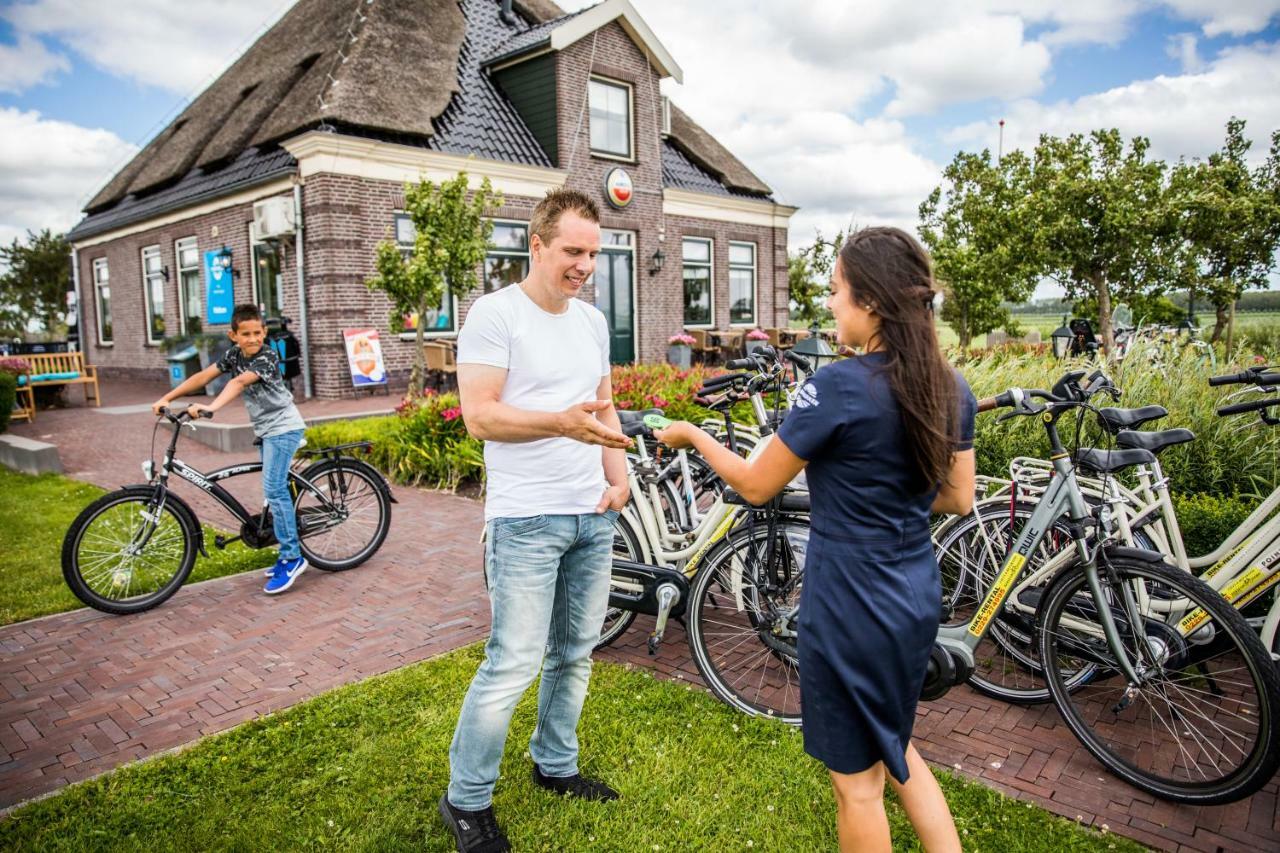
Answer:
[{"xmin": 76, "ymin": 191, "xmax": 296, "ymax": 383}]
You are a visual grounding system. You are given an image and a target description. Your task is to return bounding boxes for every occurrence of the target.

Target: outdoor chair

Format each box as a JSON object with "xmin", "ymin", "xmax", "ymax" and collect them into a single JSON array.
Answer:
[
  {"xmin": 423, "ymin": 340, "xmax": 457, "ymax": 391},
  {"xmin": 688, "ymin": 329, "xmax": 717, "ymax": 364}
]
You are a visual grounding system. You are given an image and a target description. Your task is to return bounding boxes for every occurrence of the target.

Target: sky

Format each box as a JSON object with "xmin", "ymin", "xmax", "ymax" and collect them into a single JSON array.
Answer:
[{"xmin": 2, "ymin": 0, "xmax": 1279, "ymax": 298}]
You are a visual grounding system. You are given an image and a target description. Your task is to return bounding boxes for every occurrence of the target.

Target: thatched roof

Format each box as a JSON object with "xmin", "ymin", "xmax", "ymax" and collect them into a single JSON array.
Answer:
[
  {"xmin": 87, "ymin": 0, "xmax": 465, "ymax": 211},
  {"xmin": 84, "ymin": 0, "xmax": 772, "ymax": 218}
]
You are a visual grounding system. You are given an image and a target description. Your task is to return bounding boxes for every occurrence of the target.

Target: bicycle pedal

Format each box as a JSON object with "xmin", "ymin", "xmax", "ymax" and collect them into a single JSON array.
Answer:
[{"xmin": 213, "ymin": 535, "xmax": 228, "ymax": 550}]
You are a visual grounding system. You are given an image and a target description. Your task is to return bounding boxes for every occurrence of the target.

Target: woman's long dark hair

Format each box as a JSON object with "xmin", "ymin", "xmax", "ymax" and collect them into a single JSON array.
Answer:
[{"xmin": 838, "ymin": 227, "xmax": 958, "ymax": 492}]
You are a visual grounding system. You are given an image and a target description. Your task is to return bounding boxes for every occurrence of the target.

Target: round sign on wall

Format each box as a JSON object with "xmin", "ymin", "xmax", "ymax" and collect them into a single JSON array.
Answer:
[{"xmin": 604, "ymin": 167, "xmax": 633, "ymax": 209}]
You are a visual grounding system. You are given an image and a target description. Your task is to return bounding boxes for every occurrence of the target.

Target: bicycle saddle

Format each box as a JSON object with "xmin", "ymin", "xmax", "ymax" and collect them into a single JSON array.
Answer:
[
  {"xmin": 1096, "ymin": 405, "xmax": 1167, "ymax": 433},
  {"xmin": 1115, "ymin": 428, "xmax": 1195, "ymax": 454},
  {"xmin": 722, "ymin": 487, "xmax": 810, "ymax": 512},
  {"xmin": 617, "ymin": 408, "xmax": 663, "ymax": 424},
  {"xmin": 1071, "ymin": 447, "xmax": 1157, "ymax": 474}
]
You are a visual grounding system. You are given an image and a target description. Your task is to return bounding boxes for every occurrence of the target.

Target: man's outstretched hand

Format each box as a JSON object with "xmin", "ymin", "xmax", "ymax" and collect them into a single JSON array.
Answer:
[{"xmin": 558, "ymin": 400, "xmax": 632, "ymax": 449}]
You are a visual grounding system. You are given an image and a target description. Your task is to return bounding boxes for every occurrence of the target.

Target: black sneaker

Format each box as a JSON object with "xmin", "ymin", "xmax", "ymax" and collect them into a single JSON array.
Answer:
[
  {"xmin": 532, "ymin": 764, "xmax": 620, "ymax": 801},
  {"xmin": 438, "ymin": 794, "xmax": 511, "ymax": 853}
]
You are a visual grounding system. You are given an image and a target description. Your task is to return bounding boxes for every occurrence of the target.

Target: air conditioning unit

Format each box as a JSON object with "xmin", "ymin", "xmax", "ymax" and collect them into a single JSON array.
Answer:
[
  {"xmin": 660, "ymin": 95, "xmax": 671, "ymax": 136},
  {"xmin": 252, "ymin": 196, "xmax": 296, "ymax": 241}
]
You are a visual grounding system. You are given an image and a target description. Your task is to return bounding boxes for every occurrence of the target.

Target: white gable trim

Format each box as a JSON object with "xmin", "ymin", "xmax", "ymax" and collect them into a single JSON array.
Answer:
[{"xmin": 550, "ymin": 0, "xmax": 683, "ymax": 83}]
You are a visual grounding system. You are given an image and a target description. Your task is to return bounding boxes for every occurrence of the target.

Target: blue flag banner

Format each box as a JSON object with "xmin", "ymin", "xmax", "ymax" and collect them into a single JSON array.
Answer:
[{"xmin": 205, "ymin": 248, "xmax": 234, "ymax": 325}]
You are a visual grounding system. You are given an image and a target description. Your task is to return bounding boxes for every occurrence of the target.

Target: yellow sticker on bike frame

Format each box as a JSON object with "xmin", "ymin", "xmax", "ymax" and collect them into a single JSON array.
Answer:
[
  {"xmin": 968, "ymin": 552, "xmax": 1026, "ymax": 637},
  {"xmin": 1178, "ymin": 566, "xmax": 1269, "ymax": 635}
]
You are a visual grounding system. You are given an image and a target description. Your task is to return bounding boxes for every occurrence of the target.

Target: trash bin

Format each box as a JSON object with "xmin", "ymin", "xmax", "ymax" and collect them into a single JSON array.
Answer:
[{"xmin": 166, "ymin": 346, "xmax": 201, "ymax": 389}]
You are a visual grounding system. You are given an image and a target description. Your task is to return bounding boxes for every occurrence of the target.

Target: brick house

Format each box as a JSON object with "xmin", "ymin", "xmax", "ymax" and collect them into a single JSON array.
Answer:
[{"xmin": 67, "ymin": 0, "xmax": 796, "ymax": 398}]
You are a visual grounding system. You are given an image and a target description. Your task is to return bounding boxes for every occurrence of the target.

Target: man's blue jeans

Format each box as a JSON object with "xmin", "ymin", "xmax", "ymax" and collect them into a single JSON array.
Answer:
[
  {"xmin": 260, "ymin": 429, "xmax": 304, "ymax": 561},
  {"xmin": 446, "ymin": 511, "xmax": 616, "ymax": 810}
]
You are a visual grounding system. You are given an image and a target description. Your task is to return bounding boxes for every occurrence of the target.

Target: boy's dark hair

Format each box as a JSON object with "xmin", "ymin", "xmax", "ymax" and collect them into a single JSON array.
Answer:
[{"xmin": 230, "ymin": 304, "xmax": 262, "ymax": 330}]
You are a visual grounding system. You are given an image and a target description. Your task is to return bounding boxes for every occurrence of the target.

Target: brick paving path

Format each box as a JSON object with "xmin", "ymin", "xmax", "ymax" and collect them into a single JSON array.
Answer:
[{"xmin": 3, "ymin": 379, "xmax": 1278, "ymax": 850}]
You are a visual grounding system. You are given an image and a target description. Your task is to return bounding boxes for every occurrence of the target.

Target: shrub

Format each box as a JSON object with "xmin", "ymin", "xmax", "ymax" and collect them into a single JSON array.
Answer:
[
  {"xmin": 1171, "ymin": 492, "xmax": 1258, "ymax": 558},
  {"xmin": 0, "ymin": 372, "xmax": 16, "ymax": 434}
]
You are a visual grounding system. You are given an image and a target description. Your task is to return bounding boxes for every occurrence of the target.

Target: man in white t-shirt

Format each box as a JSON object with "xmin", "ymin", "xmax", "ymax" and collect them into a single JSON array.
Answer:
[{"xmin": 439, "ymin": 189, "xmax": 631, "ymax": 853}]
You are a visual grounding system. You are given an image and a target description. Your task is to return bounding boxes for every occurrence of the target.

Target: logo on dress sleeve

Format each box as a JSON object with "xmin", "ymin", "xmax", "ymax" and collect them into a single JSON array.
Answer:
[{"xmin": 795, "ymin": 381, "xmax": 819, "ymax": 409}]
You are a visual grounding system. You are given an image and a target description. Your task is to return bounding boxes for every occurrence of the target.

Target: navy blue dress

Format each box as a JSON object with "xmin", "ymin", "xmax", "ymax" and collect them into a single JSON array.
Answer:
[{"xmin": 777, "ymin": 352, "xmax": 976, "ymax": 783}]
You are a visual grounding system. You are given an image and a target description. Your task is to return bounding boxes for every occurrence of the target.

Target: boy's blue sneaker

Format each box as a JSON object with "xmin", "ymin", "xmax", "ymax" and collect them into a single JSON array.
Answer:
[{"xmin": 264, "ymin": 556, "xmax": 307, "ymax": 595}]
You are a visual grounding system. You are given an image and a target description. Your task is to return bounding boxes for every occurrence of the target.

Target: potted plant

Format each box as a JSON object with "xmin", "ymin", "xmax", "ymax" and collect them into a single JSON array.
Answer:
[
  {"xmin": 745, "ymin": 328, "xmax": 770, "ymax": 355},
  {"xmin": 667, "ymin": 333, "xmax": 695, "ymax": 369}
]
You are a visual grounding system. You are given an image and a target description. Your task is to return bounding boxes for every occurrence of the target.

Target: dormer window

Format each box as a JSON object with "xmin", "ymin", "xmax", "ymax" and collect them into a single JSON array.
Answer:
[{"xmin": 589, "ymin": 76, "xmax": 633, "ymax": 160}]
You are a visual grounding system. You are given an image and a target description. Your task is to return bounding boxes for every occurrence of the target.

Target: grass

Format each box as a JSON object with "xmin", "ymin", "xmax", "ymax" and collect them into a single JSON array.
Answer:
[
  {"xmin": 0, "ymin": 644, "xmax": 1138, "ymax": 852},
  {"xmin": 0, "ymin": 468, "xmax": 275, "ymax": 626}
]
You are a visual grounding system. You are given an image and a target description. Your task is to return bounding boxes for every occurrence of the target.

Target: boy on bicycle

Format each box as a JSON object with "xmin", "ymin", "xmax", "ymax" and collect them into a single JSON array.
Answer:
[{"xmin": 151, "ymin": 304, "xmax": 309, "ymax": 595}]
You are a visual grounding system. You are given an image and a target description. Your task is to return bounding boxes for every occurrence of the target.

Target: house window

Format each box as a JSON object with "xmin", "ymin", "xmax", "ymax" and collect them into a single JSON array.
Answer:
[
  {"xmin": 682, "ymin": 237, "xmax": 713, "ymax": 327},
  {"xmin": 485, "ymin": 221, "xmax": 529, "ymax": 294},
  {"xmin": 251, "ymin": 230, "xmax": 283, "ymax": 319},
  {"xmin": 394, "ymin": 213, "xmax": 457, "ymax": 336},
  {"xmin": 175, "ymin": 237, "xmax": 202, "ymax": 335},
  {"xmin": 93, "ymin": 258, "xmax": 112, "ymax": 345},
  {"xmin": 141, "ymin": 245, "xmax": 165, "ymax": 345},
  {"xmin": 728, "ymin": 242, "xmax": 757, "ymax": 325},
  {"xmin": 589, "ymin": 77, "xmax": 632, "ymax": 159}
]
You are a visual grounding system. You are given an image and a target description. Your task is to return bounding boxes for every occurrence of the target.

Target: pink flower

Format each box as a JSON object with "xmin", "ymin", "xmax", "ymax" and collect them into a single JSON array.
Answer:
[
  {"xmin": 746, "ymin": 328, "xmax": 769, "ymax": 341},
  {"xmin": 441, "ymin": 407, "xmax": 462, "ymax": 421}
]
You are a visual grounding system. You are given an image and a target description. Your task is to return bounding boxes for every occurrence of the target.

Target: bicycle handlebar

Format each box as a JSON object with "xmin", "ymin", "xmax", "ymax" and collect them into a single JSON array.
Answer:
[
  {"xmin": 157, "ymin": 405, "xmax": 213, "ymax": 420},
  {"xmin": 1217, "ymin": 397, "xmax": 1280, "ymax": 417},
  {"xmin": 1208, "ymin": 367, "xmax": 1280, "ymax": 387}
]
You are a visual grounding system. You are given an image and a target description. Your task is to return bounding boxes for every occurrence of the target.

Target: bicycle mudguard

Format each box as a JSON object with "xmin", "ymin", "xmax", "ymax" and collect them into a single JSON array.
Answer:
[
  {"xmin": 120, "ymin": 485, "xmax": 208, "ymax": 558},
  {"xmin": 295, "ymin": 457, "xmax": 397, "ymax": 504},
  {"xmin": 1103, "ymin": 545, "xmax": 1169, "ymax": 564}
]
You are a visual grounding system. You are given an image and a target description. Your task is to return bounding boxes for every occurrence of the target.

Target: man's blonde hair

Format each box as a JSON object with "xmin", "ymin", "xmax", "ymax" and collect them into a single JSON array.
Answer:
[{"xmin": 529, "ymin": 188, "xmax": 600, "ymax": 245}]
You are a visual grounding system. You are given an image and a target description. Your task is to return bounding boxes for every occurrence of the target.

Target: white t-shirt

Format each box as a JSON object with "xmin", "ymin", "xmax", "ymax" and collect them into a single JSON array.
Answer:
[{"xmin": 456, "ymin": 284, "xmax": 612, "ymax": 521}]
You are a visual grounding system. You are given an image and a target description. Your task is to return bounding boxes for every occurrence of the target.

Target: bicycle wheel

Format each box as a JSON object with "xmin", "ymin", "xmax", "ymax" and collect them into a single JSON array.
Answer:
[
  {"xmin": 295, "ymin": 459, "xmax": 391, "ymax": 571},
  {"xmin": 61, "ymin": 487, "xmax": 198, "ymax": 614},
  {"xmin": 686, "ymin": 517, "xmax": 808, "ymax": 724},
  {"xmin": 1039, "ymin": 555, "xmax": 1280, "ymax": 804},
  {"xmin": 595, "ymin": 510, "xmax": 643, "ymax": 649},
  {"xmin": 934, "ymin": 500, "xmax": 1116, "ymax": 704}
]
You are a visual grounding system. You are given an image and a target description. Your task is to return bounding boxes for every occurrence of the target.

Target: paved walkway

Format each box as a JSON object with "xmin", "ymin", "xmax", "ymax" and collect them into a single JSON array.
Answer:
[{"xmin": 2, "ymin": 380, "xmax": 1278, "ymax": 850}]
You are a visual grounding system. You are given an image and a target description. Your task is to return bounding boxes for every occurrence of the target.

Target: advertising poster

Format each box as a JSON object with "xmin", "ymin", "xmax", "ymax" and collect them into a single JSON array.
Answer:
[
  {"xmin": 343, "ymin": 328, "xmax": 387, "ymax": 386},
  {"xmin": 204, "ymin": 248, "xmax": 234, "ymax": 325}
]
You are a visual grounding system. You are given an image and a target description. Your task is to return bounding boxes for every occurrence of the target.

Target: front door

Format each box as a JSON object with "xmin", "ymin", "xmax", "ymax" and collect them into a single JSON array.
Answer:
[{"xmin": 595, "ymin": 230, "xmax": 635, "ymax": 364}]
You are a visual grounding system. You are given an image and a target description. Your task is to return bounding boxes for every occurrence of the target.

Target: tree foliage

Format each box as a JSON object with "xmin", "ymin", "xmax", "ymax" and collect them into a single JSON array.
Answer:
[
  {"xmin": 788, "ymin": 230, "xmax": 842, "ymax": 327},
  {"xmin": 0, "ymin": 229, "xmax": 70, "ymax": 339},
  {"xmin": 1168, "ymin": 118, "xmax": 1280, "ymax": 343},
  {"xmin": 365, "ymin": 172, "xmax": 500, "ymax": 395},
  {"xmin": 919, "ymin": 149, "xmax": 1039, "ymax": 348}
]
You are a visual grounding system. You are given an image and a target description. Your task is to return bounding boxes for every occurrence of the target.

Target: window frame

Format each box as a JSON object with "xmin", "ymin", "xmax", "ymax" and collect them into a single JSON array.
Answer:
[
  {"xmin": 141, "ymin": 245, "xmax": 165, "ymax": 346},
  {"xmin": 588, "ymin": 74, "xmax": 635, "ymax": 162},
  {"xmin": 681, "ymin": 236, "xmax": 715, "ymax": 330},
  {"xmin": 727, "ymin": 241, "xmax": 758, "ymax": 327},
  {"xmin": 393, "ymin": 211, "xmax": 461, "ymax": 340},
  {"xmin": 249, "ymin": 226, "xmax": 284, "ymax": 320},
  {"xmin": 92, "ymin": 257, "xmax": 112, "ymax": 346},
  {"xmin": 174, "ymin": 236, "xmax": 201, "ymax": 337},
  {"xmin": 482, "ymin": 218, "xmax": 531, "ymax": 296}
]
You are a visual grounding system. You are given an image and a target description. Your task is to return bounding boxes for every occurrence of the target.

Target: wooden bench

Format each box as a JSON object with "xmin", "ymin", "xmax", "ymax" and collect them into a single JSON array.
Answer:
[{"xmin": 20, "ymin": 351, "xmax": 101, "ymax": 406}]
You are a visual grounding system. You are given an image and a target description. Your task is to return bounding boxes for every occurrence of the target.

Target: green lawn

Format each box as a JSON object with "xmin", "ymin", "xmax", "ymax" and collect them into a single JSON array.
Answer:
[
  {"xmin": 0, "ymin": 468, "xmax": 275, "ymax": 626},
  {"xmin": 0, "ymin": 644, "xmax": 1137, "ymax": 852}
]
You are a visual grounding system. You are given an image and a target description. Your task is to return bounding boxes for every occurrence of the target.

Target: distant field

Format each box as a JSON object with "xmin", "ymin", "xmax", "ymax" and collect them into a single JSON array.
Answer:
[{"xmin": 937, "ymin": 311, "xmax": 1280, "ymax": 349}]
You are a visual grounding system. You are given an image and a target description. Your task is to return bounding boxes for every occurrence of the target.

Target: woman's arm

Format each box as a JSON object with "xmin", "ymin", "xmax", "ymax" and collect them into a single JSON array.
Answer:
[
  {"xmin": 931, "ymin": 449, "xmax": 975, "ymax": 516},
  {"xmin": 654, "ymin": 423, "xmax": 806, "ymax": 506}
]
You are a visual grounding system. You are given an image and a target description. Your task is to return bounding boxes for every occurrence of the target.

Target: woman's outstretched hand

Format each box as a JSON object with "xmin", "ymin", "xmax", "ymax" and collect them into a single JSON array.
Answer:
[{"xmin": 653, "ymin": 421, "xmax": 699, "ymax": 449}]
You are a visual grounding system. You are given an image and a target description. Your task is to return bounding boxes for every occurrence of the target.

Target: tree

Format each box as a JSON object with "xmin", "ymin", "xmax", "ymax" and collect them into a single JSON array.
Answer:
[
  {"xmin": 0, "ymin": 229, "xmax": 71, "ymax": 339},
  {"xmin": 1026, "ymin": 129, "xmax": 1176, "ymax": 351},
  {"xmin": 919, "ymin": 149, "xmax": 1039, "ymax": 348},
  {"xmin": 788, "ymin": 229, "xmax": 843, "ymax": 327},
  {"xmin": 1168, "ymin": 118, "xmax": 1280, "ymax": 345},
  {"xmin": 365, "ymin": 172, "xmax": 501, "ymax": 395}
]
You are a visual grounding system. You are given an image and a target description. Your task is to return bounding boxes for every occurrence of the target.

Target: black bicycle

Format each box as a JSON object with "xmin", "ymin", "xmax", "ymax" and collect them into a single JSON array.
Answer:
[{"xmin": 61, "ymin": 406, "xmax": 395, "ymax": 614}]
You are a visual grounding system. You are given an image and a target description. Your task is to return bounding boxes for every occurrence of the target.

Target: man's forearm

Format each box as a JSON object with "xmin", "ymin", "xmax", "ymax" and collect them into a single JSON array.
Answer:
[
  {"xmin": 599, "ymin": 407, "xmax": 627, "ymax": 488},
  {"xmin": 465, "ymin": 400, "xmax": 565, "ymax": 443}
]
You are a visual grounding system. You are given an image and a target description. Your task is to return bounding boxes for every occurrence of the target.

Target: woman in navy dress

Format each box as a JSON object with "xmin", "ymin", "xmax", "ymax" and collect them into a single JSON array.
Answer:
[{"xmin": 656, "ymin": 227, "xmax": 975, "ymax": 852}]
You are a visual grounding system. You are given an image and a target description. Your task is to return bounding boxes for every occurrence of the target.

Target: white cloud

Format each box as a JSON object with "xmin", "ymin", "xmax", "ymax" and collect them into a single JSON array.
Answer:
[
  {"xmin": 946, "ymin": 41, "xmax": 1280, "ymax": 165},
  {"xmin": 0, "ymin": 32, "xmax": 69, "ymax": 94},
  {"xmin": 1160, "ymin": 0, "xmax": 1280, "ymax": 37},
  {"xmin": 0, "ymin": 107, "xmax": 136, "ymax": 246},
  {"xmin": 1165, "ymin": 32, "xmax": 1202, "ymax": 73},
  {"xmin": 2, "ymin": 0, "xmax": 292, "ymax": 94}
]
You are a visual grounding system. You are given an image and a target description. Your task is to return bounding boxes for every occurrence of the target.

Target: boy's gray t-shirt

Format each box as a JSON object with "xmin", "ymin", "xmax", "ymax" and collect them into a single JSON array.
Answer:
[{"xmin": 216, "ymin": 346, "xmax": 307, "ymax": 438}]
